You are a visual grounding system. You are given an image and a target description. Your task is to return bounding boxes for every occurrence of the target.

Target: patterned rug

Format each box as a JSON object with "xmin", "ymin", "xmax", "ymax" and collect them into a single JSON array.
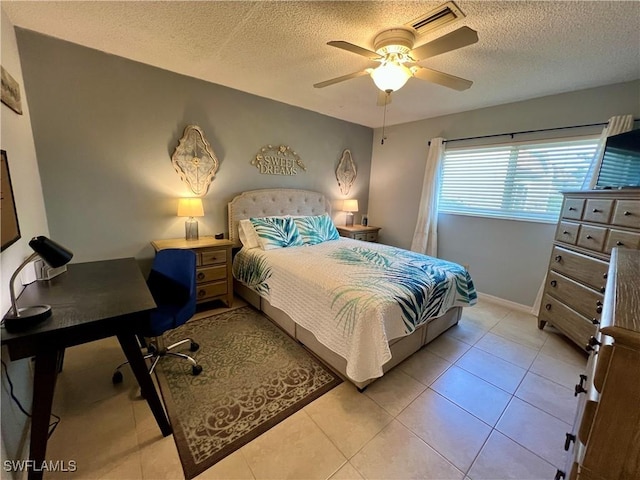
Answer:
[{"xmin": 154, "ymin": 306, "xmax": 342, "ymax": 479}]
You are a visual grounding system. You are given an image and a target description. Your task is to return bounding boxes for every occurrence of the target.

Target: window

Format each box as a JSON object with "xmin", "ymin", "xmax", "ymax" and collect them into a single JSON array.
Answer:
[{"xmin": 439, "ymin": 137, "xmax": 599, "ymax": 223}]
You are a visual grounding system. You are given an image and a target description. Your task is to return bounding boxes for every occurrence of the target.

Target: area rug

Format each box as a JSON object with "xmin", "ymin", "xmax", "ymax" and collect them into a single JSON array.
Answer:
[{"xmin": 154, "ymin": 306, "xmax": 342, "ymax": 479}]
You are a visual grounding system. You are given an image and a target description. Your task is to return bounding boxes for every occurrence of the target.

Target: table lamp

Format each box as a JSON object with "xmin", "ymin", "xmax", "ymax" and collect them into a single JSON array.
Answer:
[
  {"xmin": 343, "ymin": 199, "xmax": 358, "ymax": 226},
  {"xmin": 3, "ymin": 236, "xmax": 73, "ymax": 331},
  {"xmin": 178, "ymin": 198, "xmax": 204, "ymax": 240}
]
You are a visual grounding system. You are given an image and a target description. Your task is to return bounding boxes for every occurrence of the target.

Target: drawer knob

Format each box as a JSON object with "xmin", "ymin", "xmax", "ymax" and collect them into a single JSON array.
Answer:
[
  {"xmin": 596, "ymin": 300, "xmax": 603, "ymax": 306},
  {"xmin": 600, "ymin": 286, "xmax": 605, "ymax": 293},
  {"xmin": 592, "ymin": 208, "xmax": 600, "ymax": 213},
  {"xmin": 592, "ymin": 317, "xmax": 600, "ymax": 325},
  {"xmin": 586, "ymin": 234, "xmax": 593, "ymax": 239},
  {"xmin": 624, "ymin": 211, "xmax": 632, "ymax": 216},
  {"xmin": 564, "ymin": 432, "xmax": 576, "ymax": 451},
  {"xmin": 596, "ymin": 306, "xmax": 603, "ymax": 314},
  {"xmin": 588, "ymin": 336, "xmax": 602, "ymax": 347},
  {"xmin": 550, "ymin": 280, "xmax": 557, "ymax": 287},
  {"xmin": 554, "ymin": 255, "xmax": 562, "ymax": 262},
  {"xmin": 198, "ymin": 290, "xmax": 206, "ymax": 297},
  {"xmin": 569, "ymin": 207, "xmax": 576, "ymax": 211},
  {"xmin": 616, "ymin": 241, "xmax": 624, "ymax": 246},
  {"xmin": 555, "ymin": 470, "xmax": 566, "ymax": 480},
  {"xmin": 197, "ymin": 272, "xmax": 205, "ymax": 280},
  {"xmin": 562, "ymin": 230, "xmax": 569, "ymax": 235},
  {"xmin": 545, "ymin": 303, "xmax": 552, "ymax": 311},
  {"xmin": 603, "ymin": 272, "xmax": 608, "ymax": 279}
]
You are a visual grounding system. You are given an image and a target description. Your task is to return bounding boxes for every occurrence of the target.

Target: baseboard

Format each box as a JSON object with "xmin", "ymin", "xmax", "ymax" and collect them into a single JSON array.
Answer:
[{"xmin": 477, "ymin": 292, "xmax": 534, "ymax": 315}]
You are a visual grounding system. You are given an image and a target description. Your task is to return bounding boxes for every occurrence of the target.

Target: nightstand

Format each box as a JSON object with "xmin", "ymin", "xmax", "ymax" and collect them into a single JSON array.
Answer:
[
  {"xmin": 336, "ymin": 225, "xmax": 381, "ymax": 242},
  {"xmin": 150, "ymin": 237, "xmax": 233, "ymax": 307}
]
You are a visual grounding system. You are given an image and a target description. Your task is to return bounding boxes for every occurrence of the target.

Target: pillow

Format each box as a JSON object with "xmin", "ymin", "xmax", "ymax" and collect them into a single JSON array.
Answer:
[
  {"xmin": 250, "ymin": 216, "xmax": 304, "ymax": 250},
  {"xmin": 238, "ymin": 219, "xmax": 261, "ymax": 249},
  {"xmin": 294, "ymin": 213, "xmax": 340, "ymax": 245}
]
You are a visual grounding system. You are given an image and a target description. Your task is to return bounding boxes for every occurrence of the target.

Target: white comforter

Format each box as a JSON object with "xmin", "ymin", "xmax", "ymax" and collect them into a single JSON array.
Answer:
[{"xmin": 233, "ymin": 238, "xmax": 476, "ymax": 382}]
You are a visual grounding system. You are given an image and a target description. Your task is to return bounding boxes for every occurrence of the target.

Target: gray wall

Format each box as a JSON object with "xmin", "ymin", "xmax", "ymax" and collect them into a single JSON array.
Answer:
[
  {"xmin": 368, "ymin": 81, "xmax": 640, "ymax": 306},
  {"xmin": 15, "ymin": 29, "xmax": 373, "ymax": 267},
  {"xmin": 1, "ymin": 11, "xmax": 51, "ymax": 474}
]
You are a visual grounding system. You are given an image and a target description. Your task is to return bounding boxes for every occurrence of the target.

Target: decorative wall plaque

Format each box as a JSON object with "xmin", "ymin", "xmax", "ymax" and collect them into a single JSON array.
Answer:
[
  {"xmin": 1, "ymin": 66, "xmax": 22, "ymax": 115},
  {"xmin": 336, "ymin": 149, "xmax": 356, "ymax": 195},
  {"xmin": 251, "ymin": 144, "xmax": 306, "ymax": 175},
  {"xmin": 171, "ymin": 125, "xmax": 219, "ymax": 196}
]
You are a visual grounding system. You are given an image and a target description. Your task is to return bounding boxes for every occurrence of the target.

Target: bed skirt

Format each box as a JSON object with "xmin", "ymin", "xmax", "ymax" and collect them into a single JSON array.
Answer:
[{"xmin": 234, "ymin": 279, "xmax": 461, "ymax": 390}]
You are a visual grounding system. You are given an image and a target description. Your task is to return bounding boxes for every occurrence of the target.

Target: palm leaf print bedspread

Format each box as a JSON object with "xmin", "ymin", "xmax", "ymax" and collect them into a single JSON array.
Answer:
[{"xmin": 233, "ymin": 238, "xmax": 477, "ymax": 382}]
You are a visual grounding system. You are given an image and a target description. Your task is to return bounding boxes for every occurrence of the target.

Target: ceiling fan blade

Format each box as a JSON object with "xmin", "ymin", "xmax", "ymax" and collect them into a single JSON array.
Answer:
[
  {"xmin": 313, "ymin": 70, "xmax": 370, "ymax": 89},
  {"xmin": 327, "ymin": 41, "xmax": 382, "ymax": 60},
  {"xmin": 410, "ymin": 26, "xmax": 478, "ymax": 61},
  {"xmin": 413, "ymin": 67, "xmax": 473, "ymax": 91},
  {"xmin": 376, "ymin": 90, "xmax": 392, "ymax": 106}
]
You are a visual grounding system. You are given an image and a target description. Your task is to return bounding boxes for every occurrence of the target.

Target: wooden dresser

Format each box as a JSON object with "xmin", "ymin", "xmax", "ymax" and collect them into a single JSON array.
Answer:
[
  {"xmin": 336, "ymin": 225, "xmax": 381, "ymax": 242},
  {"xmin": 559, "ymin": 248, "xmax": 640, "ymax": 480},
  {"xmin": 538, "ymin": 190, "xmax": 640, "ymax": 350},
  {"xmin": 151, "ymin": 237, "xmax": 233, "ymax": 307}
]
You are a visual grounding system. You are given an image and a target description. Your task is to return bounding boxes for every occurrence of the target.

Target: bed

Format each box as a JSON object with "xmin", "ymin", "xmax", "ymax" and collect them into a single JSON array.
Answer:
[{"xmin": 228, "ymin": 188, "xmax": 477, "ymax": 389}]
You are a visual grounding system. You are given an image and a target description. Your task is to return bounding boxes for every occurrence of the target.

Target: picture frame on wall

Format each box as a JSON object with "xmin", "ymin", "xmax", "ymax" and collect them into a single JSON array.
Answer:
[
  {"xmin": 1, "ymin": 150, "xmax": 21, "ymax": 251},
  {"xmin": 1, "ymin": 66, "xmax": 23, "ymax": 115}
]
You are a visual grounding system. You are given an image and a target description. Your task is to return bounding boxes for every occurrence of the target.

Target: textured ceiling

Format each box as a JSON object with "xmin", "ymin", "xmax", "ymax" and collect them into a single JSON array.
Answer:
[{"xmin": 3, "ymin": 1, "xmax": 639, "ymax": 128}]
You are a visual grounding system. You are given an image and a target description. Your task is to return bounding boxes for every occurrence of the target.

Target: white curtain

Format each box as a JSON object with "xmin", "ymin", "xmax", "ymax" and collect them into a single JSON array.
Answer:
[
  {"xmin": 532, "ymin": 114, "xmax": 634, "ymax": 314},
  {"xmin": 411, "ymin": 137, "xmax": 445, "ymax": 257},
  {"xmin": 581, "ymin": 114, "xmax": 635, "ymax": 189}
]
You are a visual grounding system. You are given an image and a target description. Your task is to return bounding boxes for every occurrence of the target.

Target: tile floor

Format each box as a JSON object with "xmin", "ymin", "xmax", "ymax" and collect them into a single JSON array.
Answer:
[{"xmin": 38, "ymin": 297, "xmax": 587, "ymax": 480}]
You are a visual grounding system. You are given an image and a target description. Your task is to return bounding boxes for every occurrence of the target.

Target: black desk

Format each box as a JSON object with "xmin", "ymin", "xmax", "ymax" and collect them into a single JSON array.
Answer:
[{"xmin": 1, "ymin": 258, "xmax": 172, "ymax": 480}]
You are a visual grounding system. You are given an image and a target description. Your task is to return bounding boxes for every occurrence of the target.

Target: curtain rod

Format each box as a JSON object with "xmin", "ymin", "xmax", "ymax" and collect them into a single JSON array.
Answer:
[{"xmin": 427, "ymin": 119, "xmax": 640, "ymax": 146}]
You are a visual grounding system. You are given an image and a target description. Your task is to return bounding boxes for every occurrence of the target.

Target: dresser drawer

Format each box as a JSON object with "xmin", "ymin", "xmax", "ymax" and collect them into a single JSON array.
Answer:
[
  {"xmin": 547, "ymin": 271, "xmax": 603, "ymax": 321},
  {"xmin": 577, "ymin": 225, "xmax": 607, "ymax": 252},
  {"xmin": 582, "ymin": 199, "xmax": 613, "ymax": 224},
  {"xmin": 539, "ymin": 294, "xmax": 596, "ymax": 348},
  {"xmin": 604, "ymin": 229, "xmax": 640, "ymax": 253},
  {"xmin": 562, "ymin": 198, "xmax": 585, "ymax": 220},
  {"xmin": 201, "ymin": 248, "xmax": 227, "ymax": 266},
  {"xmin": 550, "ymin": 247, "xmax": 608, "ymax": 291},
  {"xmin": 612, "ymin": 200, "xmax": 640, "ymax": 228},
  {"xmin": 354, "ymin": 233, "xmax": 367, "ymax": 241},
  {"xmin": 556, "ymin": 222, "xmax": 580, "ymax": 245},
  {"xmin": 366, "ymin": 232, "xmax": 378, "ymax": 242},
  {"xmin": 196, "ymin": 265, "xmax": 227, "ymax": 283},
  {"xmin": 196, "ymin": 281, "xmax": 227, "ymax": 301}
]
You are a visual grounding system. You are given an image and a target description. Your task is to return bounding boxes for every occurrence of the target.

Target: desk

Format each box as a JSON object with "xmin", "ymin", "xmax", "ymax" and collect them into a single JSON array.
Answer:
[{"xmin": 1, "ymin": 258, "xmax": 172, "ymax": 480}]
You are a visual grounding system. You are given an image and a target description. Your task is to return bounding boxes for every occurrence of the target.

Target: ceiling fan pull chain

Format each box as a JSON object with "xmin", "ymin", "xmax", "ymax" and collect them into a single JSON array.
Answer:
[{"xmin": 381, "ymin": 96, "xmax": 389, "ymax": 145}]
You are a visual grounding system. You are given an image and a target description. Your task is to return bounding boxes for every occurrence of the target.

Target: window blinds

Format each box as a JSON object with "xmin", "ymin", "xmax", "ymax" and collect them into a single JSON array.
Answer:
[{"xmin": 439, "ymin": 138, "xmax": 598, "ymax": 222}]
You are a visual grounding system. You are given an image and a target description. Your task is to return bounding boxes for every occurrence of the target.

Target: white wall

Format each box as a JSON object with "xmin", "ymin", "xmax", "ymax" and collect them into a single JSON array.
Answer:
[
  {"xmin": 1, "ymin": 7, "xmax": 50, "ymax": 473},
  {"xmin": 368, "ymin": 81, "xmax": 640, "ymax": 306}
]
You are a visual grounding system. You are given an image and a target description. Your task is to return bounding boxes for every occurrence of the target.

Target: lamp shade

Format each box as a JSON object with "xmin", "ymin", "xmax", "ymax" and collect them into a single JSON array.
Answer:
[
  {"xmin": 371, "ymin": 62, "xmax": 412, "ymax": 92},
  {"xmin": 29, "ymin": 236, "xmax": 73, "ymax": 268},
  {"xmin": 177, "ymin": 198, "xmax": 204, "ymax": 217},
  {"xmin": 343, "ymin": 199, "xmax": 359, "ymax": 212}
]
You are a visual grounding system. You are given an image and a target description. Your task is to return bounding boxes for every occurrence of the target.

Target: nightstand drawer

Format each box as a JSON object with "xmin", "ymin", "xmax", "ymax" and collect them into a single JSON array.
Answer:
[
  {"xmin": 366, "ymin": 232, "xmax": 378, "ymax": 242},
  {"xmin": 196, "ymin": 281, "xmax": 227, "ymax": 301},
  {"xmin": 196, "ymin": 265, "xmax": 227, "ymax": 283},
  {"xmin": 201, "ymin": 249, "xmax": 227, "ymax": 266},
  {"xmin": 354, "ymin": 233, "xmax": 367, "ymax": 241}
]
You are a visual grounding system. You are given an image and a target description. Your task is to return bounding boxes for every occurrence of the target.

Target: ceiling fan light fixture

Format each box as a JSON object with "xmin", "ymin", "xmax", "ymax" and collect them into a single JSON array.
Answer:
[{"xmin": 371, "ymin": 61, "xmax": 412, "ymax": 92}]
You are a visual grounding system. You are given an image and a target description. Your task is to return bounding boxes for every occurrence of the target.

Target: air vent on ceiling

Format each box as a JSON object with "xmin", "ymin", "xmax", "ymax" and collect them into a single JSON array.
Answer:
[{"xmin": 406, "ymin": 1, "xmax": 465, "ymax": 36}]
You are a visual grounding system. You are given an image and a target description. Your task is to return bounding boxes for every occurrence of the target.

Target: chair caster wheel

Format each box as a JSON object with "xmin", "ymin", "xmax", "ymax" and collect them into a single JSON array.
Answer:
[
  {"xmin": 192, "ymin": 365, "xmax": 203, "ymax": 376},
  {"xmin": 112, "ymin": 371, "xmax": 123, "ymax": 384},
  {"xmin": 190, "ymin": 342, "xmax": 199, "ymax": 352}
]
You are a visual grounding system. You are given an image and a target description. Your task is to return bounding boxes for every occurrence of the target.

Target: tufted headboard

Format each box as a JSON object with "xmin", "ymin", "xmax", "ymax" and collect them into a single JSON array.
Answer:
[{"xmin": 228, "ymin": 188, "xmax": 332, "ymax": 247}]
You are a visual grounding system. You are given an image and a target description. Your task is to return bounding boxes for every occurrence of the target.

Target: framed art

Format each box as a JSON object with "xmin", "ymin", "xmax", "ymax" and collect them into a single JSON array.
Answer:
[
  {"xmin": 1, "ymin": 150, "xmax": 21, "ymax": 250},
  {"xmin": 1, "ymin": 66, "xmax": 23, "ymax": 115}
]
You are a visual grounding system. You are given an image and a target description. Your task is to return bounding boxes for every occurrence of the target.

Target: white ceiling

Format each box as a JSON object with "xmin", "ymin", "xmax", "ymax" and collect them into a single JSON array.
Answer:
[{"xmin": 3, "ymin": 1, "xmax": 639, "ymax": 128}]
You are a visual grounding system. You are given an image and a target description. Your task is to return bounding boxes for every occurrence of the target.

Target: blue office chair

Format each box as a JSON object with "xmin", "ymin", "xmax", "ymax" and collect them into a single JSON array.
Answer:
[{"xmin": 112, "ymin": 248, "xmax": 203, "ymax": 383}]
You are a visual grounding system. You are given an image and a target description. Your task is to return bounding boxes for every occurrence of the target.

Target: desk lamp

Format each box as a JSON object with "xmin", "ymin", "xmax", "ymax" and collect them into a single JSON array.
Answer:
[
  {"xmin": 177, "ymin": 198, "xmax": 204, "ymax": 240},
  {"xmin": 3, "ymin": 236, "xmax": 73, "ymax": 331},
  {"xmin": 343, "ymin": 199, "xmax": 358, "ymax": 226}
]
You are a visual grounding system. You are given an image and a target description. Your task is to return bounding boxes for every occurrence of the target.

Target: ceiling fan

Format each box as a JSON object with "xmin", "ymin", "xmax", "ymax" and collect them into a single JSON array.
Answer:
[{"xmin": 314, "ymin": 26, "xmax": 479, "ymax": 103}]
